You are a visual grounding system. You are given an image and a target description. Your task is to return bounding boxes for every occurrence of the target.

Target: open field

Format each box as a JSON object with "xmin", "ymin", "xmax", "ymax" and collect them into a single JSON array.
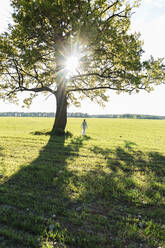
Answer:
[{"xmin": 0, "ymin": 117, "xmax": 165, "ymax": 248}]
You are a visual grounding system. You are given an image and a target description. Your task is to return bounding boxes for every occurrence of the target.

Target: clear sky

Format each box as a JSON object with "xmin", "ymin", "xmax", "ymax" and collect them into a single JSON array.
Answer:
[{"xmin": 0, "ymin": 0, "xmax": 165, "ymax": 115}]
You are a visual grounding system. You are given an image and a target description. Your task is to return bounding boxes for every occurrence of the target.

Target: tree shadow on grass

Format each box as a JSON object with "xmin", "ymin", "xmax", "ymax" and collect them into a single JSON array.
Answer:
[
  {"xmin": 87, "ymin": 141, "xmax": 165, "ymax": 247},
  {"xmin": 0, "ymin": 137, "xmax": 165, "ymax": 248},
  {"xmin": 0, "ymin": 134, "xmax": 91, "ymax": 247},
  {"xmin": 0, "ymin": 146, "xmax": 4, "ymax": 157},
  {"xmin": 31, "ymin": 130, "xmax": 73, "ymax": 138}
]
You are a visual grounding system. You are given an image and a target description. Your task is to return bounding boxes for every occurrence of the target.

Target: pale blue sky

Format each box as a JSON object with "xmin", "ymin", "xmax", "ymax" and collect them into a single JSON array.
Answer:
[{"xmin": 0, "ymin": 0, "xmax": 165, "ymax": 115}]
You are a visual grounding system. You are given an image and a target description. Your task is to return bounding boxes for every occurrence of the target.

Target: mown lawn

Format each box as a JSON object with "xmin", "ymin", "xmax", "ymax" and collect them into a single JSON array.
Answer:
[{"xmin": 0, "ymin": 117, "xmax": 165, "ymax": 248}]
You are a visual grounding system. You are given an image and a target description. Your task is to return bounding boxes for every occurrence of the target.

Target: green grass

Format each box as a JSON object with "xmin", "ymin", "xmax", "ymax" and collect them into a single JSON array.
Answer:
[{"xmin": 0, "ymin": 117, "xmax": 165, "ymax": 248}]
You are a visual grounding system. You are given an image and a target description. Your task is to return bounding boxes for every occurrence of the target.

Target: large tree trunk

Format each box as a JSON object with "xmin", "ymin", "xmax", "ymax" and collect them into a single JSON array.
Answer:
[{"xmin": 52, "ymin": 80, "xmax": 67, "ymax": 135}]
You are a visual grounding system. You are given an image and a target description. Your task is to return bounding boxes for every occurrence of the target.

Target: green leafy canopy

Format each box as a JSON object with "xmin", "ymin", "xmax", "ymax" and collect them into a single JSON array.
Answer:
[{"xmin": 0, "ymin": 0, "xmax": 164, "ymax": 107}]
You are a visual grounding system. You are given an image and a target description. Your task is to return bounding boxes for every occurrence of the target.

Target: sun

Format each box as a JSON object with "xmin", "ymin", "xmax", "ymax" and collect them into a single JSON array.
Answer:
[{"xmin": 65, "ymin": 54, "xmax": 79, "ymax": 75}]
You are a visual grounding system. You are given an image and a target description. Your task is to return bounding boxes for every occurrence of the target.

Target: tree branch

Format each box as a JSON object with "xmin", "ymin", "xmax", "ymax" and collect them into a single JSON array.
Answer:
[
  {"xmin": 105, "ymin": 9, "xmax": 129, "ymax": 23},
  {"xmin": 67, "ymin": 85, "xmax": 133, "ymax": 93},
  {"xmin": 71, "ymin": 72, "xmax": 114, "ymax": 80},
  {"xmin": 19, "ymin": 86, "xmax": 56, "ymax": 94},
  {"xmin": 100, "ymin": 0, "xmax": 119, "ymax": 16}
]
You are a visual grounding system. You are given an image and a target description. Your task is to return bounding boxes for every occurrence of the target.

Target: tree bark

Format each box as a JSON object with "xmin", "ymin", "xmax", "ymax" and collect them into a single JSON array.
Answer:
[{"xmin": 52, "ymin": 80, "xmax": 67, "ymax": 135}]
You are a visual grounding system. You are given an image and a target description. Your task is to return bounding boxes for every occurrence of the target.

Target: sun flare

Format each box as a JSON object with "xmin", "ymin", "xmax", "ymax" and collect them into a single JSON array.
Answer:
[{"xmin": 65, "ymin": 55, "xmax": 79, "ymax": 74}]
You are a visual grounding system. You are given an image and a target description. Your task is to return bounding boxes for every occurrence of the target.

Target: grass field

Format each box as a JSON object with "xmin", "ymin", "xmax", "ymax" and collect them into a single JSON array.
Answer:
[{"xmin": 0, "ymin": 117, "xmax": 165, "ymax": 248}]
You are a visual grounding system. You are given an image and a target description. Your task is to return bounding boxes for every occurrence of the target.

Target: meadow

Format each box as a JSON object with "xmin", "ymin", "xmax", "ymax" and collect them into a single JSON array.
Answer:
[{"xmin": 0, "ymin": 117, "xmax": 165, "ymax": 248}]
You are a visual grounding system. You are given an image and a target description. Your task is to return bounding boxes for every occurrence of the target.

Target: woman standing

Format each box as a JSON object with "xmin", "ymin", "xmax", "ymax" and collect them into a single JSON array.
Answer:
[{"xmin": 81, "ymin": 119, "xmax": 87, "ymax": 135}]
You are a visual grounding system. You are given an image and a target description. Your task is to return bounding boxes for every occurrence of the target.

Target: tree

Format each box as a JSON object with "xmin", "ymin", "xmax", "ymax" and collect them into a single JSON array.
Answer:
[{"xmin": 0, "ymin": 0, "xmax": 164, "ymax": 134}]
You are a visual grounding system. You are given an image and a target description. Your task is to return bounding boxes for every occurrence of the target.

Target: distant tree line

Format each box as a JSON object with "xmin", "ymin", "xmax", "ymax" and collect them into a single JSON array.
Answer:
[
  {"xmin": 89, "ymin": 114, "xmax": 165, "ymax": 119},
  {"xmin": 0, "ymin": 112, "xmax": 55, "ymax": 117},
  {"xmin": 88, "ymin": 114, "xmax": 165, "ymax": 119},
  {"xmin": 0, "ymin": 112, "xmax": 165, "ymax": 120},
  {"xmin": 0, "ymin": 112, "xmax": 88, "ymax": 118}
]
